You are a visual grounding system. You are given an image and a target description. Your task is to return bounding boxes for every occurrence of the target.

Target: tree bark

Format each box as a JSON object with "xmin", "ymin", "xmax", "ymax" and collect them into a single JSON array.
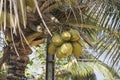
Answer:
[{"xmin": 4, "ymin": 42, "xmax": 32, "ymax": 80}]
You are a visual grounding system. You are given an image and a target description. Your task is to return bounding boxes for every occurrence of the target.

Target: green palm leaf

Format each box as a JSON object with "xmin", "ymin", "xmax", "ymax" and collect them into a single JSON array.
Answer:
[
  {"xmin": 56, "ymin": 59, "xmax": 114, "ymax": 80},
  {"xmin": 77, "ymin": 0, "xmax": 120, "ymax": 70}
]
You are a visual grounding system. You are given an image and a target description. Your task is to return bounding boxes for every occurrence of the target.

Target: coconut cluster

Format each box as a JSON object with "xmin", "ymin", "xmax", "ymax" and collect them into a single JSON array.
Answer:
[{"xmin": 48, "ymin": 29, "xmax": 82, "ymax": 59}]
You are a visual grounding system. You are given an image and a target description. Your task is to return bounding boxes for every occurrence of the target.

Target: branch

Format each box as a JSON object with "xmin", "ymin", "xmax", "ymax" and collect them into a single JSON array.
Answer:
[
  {"xmin": 79, "ymin": 31, "xmax": 94, "ymax": 47},
  {"xmin": 33, "ymin": 0, "xmax": 52, "ymax": 36}
]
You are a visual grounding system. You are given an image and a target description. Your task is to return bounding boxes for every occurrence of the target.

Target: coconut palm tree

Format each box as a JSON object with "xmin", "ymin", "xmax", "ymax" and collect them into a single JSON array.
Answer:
[{"xmin": 0, "ymin": 0, "xmax": 119, "ymax": 80}]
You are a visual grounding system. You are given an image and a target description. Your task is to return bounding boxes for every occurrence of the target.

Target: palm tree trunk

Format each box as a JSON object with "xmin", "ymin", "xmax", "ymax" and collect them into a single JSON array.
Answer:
[{"xmin": 4, "ymin": 42, "xmax": 32, "ymax": 80}]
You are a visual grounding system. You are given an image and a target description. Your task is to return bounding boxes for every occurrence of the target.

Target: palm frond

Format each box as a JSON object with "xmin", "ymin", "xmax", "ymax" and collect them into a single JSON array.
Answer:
[
  {"xmin": 82, "ymin": 0, "xmax": 120, "ymax": 70},
  {"xmin": 56, "ymin": 59, "xmax": 115, "ymax": 80},
  {"xmin": 33, "ymin": 0, "xmax": 52, "ymax": 36},
  {"xmin": 56, "ymin": 59, "xmax": 95, "ymax": 80}
]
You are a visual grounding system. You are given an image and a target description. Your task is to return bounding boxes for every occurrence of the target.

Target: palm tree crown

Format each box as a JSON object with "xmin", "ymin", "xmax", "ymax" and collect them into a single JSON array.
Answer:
[{"xmin": 0, "ymin": 0, "xmax": 119, "ymax": 79}]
